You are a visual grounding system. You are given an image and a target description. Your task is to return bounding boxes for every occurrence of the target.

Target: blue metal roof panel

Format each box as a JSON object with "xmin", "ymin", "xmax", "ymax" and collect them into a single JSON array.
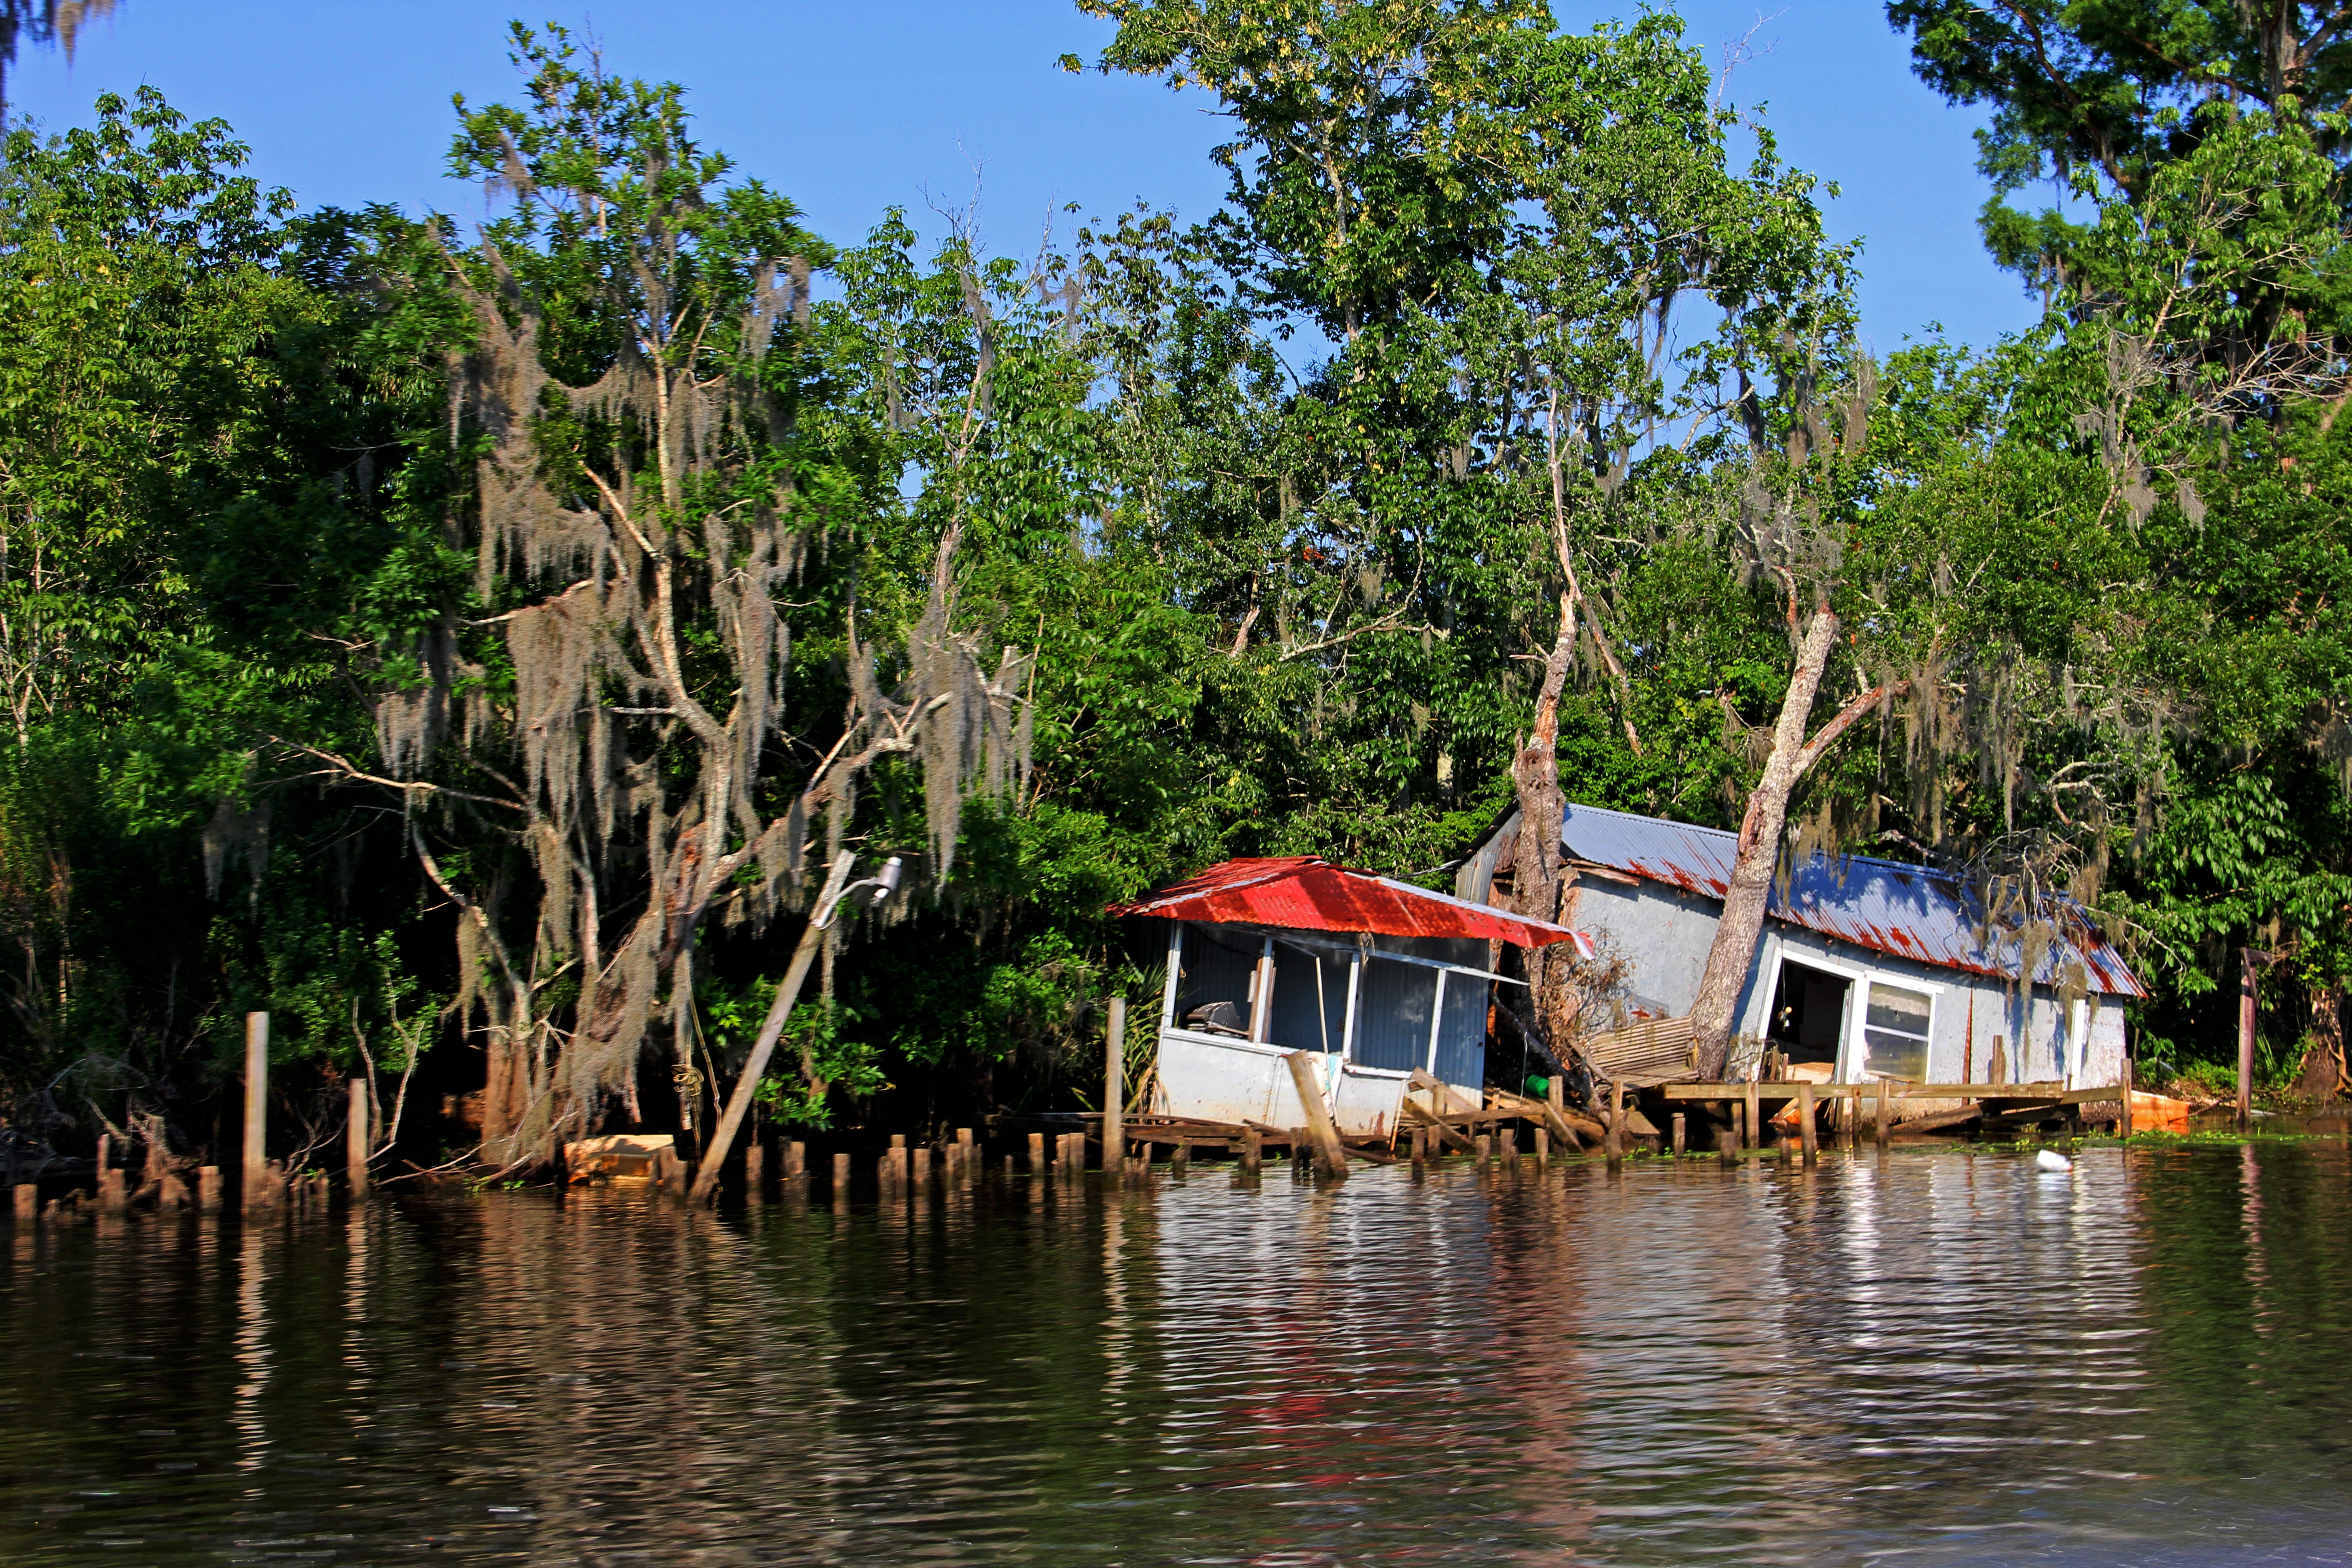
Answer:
[{"xmin": 1559, "ymin": 801, "xmax": 2146, "ymax": 998}]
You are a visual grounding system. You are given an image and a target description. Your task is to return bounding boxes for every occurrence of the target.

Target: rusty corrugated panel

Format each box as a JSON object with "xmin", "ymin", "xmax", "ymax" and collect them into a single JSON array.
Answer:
[
  {"xmin": 1111, "ymin": 857, "xmax": 1595, "ymax": 955},
  {"xmin": 1560, "ymin": 802, "xmax": 2146, "ymax": 998}
]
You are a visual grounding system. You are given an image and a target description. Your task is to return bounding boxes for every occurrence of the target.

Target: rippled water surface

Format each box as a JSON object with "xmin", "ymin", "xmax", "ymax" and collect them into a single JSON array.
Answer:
[{"xmin": 5, "ymin": 1142, "xmax": 2352, "ymax": 1565}]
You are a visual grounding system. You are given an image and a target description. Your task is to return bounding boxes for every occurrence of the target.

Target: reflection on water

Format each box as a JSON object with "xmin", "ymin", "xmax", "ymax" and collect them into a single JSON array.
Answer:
[{"xmin": 4, "ymin": 1144, "xmax": 2351, "ymax": 1565}]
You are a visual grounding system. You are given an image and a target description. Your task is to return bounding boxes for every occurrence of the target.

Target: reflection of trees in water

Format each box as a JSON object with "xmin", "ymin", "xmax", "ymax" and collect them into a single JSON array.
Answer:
[{"xmin": 10, "ymin": 1152, "xmax": 2352, "ymax": 1562}]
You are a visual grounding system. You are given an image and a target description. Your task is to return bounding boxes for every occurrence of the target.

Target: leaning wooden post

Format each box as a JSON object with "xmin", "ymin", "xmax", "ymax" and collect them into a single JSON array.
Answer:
[
  {"xmin": 2119, "ymin": 1058, "xmax": 2134, "ymax": 1141},
  {"xmin": 242, "ymin": 1011, "xmax": 270, "ymax": 1212},
  {"xmin": 2238, "ymin": 946, "xmax": 2258, "ymax": 1129},
  {"xmin": 346, "ymin": 1078, "xmax": 371, "ymax": 1199},
  {"xmin": 1875, "ymin": 1076, "xmax": 1890, "ymax": 1147},
  {"xmin": 692, "ymin": 851, "xmax": 858, "ymax": 1206},
  {"xmin": 1104, "ymin": 995, "xmax": 1127, "ymax": 1177},
  {"xmin": 1283, "ymin": 1053, "xmax": 1350, "ymax": 1180},
  {"xmin": 1798, "ymin": 1083, "xmax": 1818, "ymax": 1165}
]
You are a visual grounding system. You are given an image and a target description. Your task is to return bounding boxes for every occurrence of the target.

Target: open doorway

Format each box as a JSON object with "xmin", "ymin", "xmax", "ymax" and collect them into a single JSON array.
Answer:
[{"xmin": 1767, "ymin": 959, "xmax": 1853, "ymax": 1073}]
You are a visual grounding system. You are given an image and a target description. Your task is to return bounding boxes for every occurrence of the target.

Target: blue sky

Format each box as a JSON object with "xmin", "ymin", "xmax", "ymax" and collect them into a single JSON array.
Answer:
[{"xmin": 8, "ymin": 1, "xmax": 2042, "ymax": 355}]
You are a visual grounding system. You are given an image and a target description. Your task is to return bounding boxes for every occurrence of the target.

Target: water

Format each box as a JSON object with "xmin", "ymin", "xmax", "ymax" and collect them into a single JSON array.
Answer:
[{"xmin": 5, "ymin": 1142, "xmax": 2351, "ymax": 1566}]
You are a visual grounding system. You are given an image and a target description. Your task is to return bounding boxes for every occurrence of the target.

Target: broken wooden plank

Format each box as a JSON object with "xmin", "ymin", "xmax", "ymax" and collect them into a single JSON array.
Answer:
[
  {"xmin": 1484, "ymin": 1088, "xmax": 1598, "ymax": 1147},
  {"xmin": 1400, "ymin": 1101, "xmax": 1477, "ymax": 1153}
]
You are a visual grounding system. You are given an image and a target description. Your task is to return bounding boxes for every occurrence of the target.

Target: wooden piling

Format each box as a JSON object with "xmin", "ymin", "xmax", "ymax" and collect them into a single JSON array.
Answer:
[
  {"xmin": 1105, "ymin": 995, "xmax": 1126, "ymax": 1176},
  {"xmin": 347, "ymin": 1078, "xmax": 371, "ymax": 1198},
  {"xmin": 1534, "ymin": 1127, "xmax": 1549, "ymax": 1166},
  {"xmin": 911, "ymin": 1145, "xmax": 930, "ymax": 1191},
  {"xmin": 1241, "ymin": 1126, "xmax": 1262, "ymax": 1175},
  {"xmin": 1171, "ymin": 1141, "xmax": 1189, "ymax": 1176},
  {"xmin": 956, "ymin": 1127, "xmax": 975, "ymax": 1184},
  {"xmin": 1282, "ymin": 1052, "xmax": 1350, "ymax": 1180},
  {"xmin": 2120, "ymin": 1059, "xmax": 2134, "ymax": 1140},
  {"xmin": 1474, "ymin": 1133, "xmax": 1490, "ymax": 1166},
  {"xmin": 242, "ymin": 1011, "xmax": 270, "ymax": 1212},
  {"xmin": 831, "ymin": 1150, "xmax": 851, "ymax": 1199},
  {"xmin": 1028, "ymin": 1131, "xmax": 1046, "ymax": 1176},
  {"xmin": 1799, "ymin": 1083, "xmax": 1818, "ymax": 1164},
  {"xmin": 1875, "ymin": 1076, "xmax": 1890, "ymax": 1147},
  {"xmin": 745, "ymin": 1141, "xmax": 765, "ymax": 1197},
  {"xmin": 1743, "ymin": 1080, "xmax": 1759, "ymax": 1155},
  {"xmin": 197, "ymin": 1165, "xmax": 221, "ymax": 1211},
  {"xmin": 1671, "ymin": 1112, "xmax": 1686, "ymax": 1156},
  {"xmin": 159, "ymin": 1171, "xmax": 188, "ymax": 1210},
  {"xmin": 785, "ymin": 1140, "xmax": 806, "ymax": 1180},
  {"xmin": 13, "ymin": 1183, "xmax": 33, "ymax": 1221},
  {"xmin": 2238, "ymin": 946, "xmax": 2258, "ymax": 1129}
]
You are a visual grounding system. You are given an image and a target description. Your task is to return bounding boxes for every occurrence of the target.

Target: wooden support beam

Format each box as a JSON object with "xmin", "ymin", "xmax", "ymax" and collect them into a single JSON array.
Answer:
[
  {"xmin": 1284, "ymin": 1053, "xmax": 1349, "ymax": 1180},
  {"xmin": 1104, "ymin": 995, "xmax": 1126, "ymax": 1172},
  {"xmin": 347, "ymin": 1078, "xmax": 371, "ymax": 1199},
  {"xmin": 1401, "ymin": 1100, "xmax": 1476, "ymax": 1152},
  {"xmin": 242, "ymin": 1011, "xmax": 270, "ymax": 1213},
  {"xmin": 1799, "ymin": 1083, "xmax": 1818, "ymax": 1165},
  {"xmin": 2239, "ymin": 946, "xmax": 2257, "ymax": 1129}
]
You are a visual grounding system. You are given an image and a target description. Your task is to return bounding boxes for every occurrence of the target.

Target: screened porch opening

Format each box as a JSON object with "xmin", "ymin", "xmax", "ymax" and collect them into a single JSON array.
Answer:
[{"xmin": 1165, "ymin": 921, "xmax": 1491, "ymax": 1088}]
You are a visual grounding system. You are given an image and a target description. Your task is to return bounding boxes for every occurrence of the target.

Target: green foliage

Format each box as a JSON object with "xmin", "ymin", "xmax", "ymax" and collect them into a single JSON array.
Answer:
[{"xmin": 1, "ymin": 7, "xmax": 2347, "ymax": 1154}]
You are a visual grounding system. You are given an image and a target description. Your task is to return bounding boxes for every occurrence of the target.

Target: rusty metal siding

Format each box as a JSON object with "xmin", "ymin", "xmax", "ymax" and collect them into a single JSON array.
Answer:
[{"xmin": 1559, "ymin": 802, "xmax": 2145, "ymax": 998}]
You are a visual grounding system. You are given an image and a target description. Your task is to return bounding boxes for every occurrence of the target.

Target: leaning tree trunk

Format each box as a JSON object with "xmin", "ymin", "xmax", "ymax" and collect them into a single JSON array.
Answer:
[{"xmin": 1687, "ymin": 611, "xmax": 1909, "ymax": 1078}]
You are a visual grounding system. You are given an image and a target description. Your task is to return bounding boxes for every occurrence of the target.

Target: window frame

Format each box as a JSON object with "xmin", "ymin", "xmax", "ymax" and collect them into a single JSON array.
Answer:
[{"xmin": 1847, "ymin": 973, "xmax": 1942, "ymax": 1084}]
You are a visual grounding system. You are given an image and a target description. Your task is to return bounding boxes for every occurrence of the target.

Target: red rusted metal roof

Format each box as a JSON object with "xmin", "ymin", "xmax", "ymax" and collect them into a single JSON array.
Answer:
[{"xmin": 1111, "ymin": 857, "xmax": 1596, "ymax": 955}]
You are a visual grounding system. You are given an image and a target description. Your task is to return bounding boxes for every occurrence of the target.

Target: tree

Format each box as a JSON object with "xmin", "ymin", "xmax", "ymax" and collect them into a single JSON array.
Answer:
[{"xmin": 318, "ymin": 28, "xmax": 1028, "ymax": 1167}]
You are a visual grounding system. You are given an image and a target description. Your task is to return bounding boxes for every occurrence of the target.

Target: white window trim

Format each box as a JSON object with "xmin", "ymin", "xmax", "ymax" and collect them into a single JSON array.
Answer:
[{"xmin": 1847, "ymin": 972, "xmax": 1942, "ymax": 1083}]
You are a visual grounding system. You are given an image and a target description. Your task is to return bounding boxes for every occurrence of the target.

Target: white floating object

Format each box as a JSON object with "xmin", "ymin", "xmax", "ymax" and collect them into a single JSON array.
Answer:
[{"xmin": 2035, "ymin": 1148, "xmax": 2074, "ymax": 1172}]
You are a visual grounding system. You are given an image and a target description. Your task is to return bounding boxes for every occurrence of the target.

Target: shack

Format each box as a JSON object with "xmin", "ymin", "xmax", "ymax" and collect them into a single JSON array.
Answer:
[
  {"xmin": 1456, "ymin": 803, "xmax": 2145, "ymax": 1094},
  {"xmin": 1112, "ymin": 857, "xmax": 1593, "ymax": 1137}
]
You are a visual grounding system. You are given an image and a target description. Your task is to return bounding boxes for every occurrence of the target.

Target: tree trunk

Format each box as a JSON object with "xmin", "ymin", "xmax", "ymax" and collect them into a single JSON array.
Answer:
[
  {"xmin": 2304, "ymin": 986, "xmax": 2346, "ymax": 1102},
  {"xmin": 1689, "ymin": 609, "xmax": 1842, "ymax": 1078},
  {"xmin": 1510, "ymin": 591, "xmax": 1580, "ymax": 1053}
]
